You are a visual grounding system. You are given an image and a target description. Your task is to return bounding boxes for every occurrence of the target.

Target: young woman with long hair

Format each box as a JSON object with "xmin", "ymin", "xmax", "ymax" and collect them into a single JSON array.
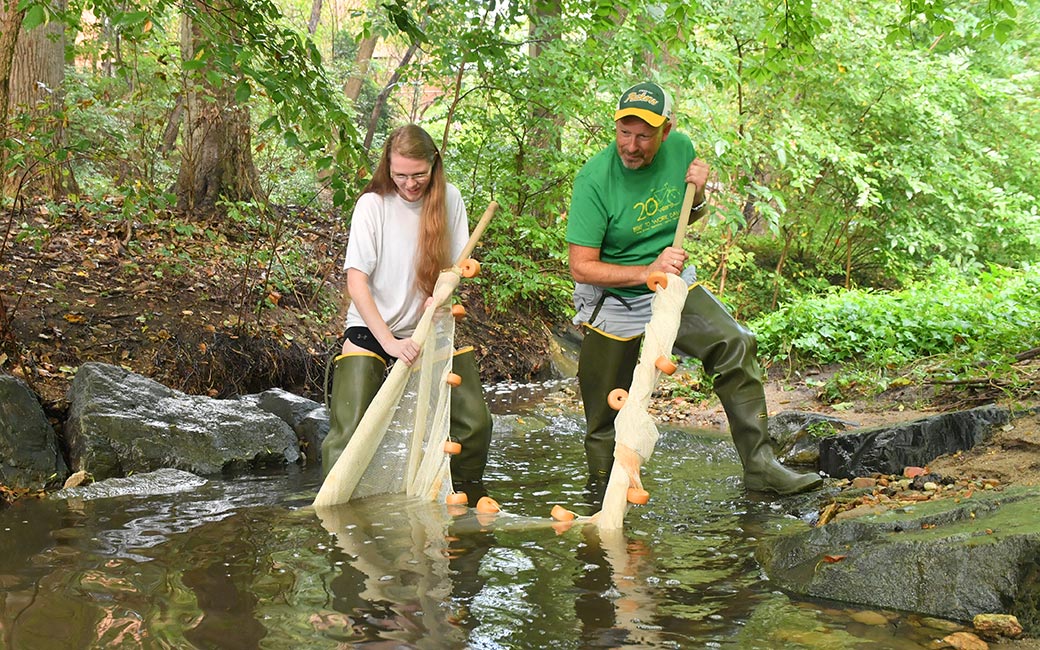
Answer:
[{"xmin": 321, "ymin": 124, "xmax": 494, "ymax": 506}]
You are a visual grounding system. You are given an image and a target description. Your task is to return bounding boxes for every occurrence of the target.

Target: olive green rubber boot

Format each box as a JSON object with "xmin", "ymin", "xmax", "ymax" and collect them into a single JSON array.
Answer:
[
  {"xmin": 320, "ymin": 352, "xmax": 387, "ymax": 477},
  {"xmin": 449, "ymin": 347, "xmax": 494, "ymax": 506},
  {"xmin": 577, "ymin": 326, "xmax": 643, "ymax": 503},
  {"xmin": 675, "ymin": 285, "xmax": 822, "ymax": 496}
]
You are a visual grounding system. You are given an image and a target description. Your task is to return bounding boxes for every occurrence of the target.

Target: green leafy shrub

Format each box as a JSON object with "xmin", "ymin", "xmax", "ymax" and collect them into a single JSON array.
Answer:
[{"xmin": 752, "ymin": 263, "xmax": 1040, "ymax": 370}]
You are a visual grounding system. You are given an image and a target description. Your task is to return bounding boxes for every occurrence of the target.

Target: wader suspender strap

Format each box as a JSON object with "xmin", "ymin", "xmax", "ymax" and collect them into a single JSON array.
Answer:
[{"xmin": 588, "ymin": 291, "xmax": 634, "ymax": 325}]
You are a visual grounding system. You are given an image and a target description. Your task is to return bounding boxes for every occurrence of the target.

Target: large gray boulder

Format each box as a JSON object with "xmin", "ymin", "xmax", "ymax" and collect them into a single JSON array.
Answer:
[
  {"xmin": 0, "ymin": 374, "xmax": 68, "ymax": 489},
  {"xmin": 65, "ymin": 362, "xmax": 300, "ymax": 480},
  {"xmin": 239, "ymin": 387, "xmax": 328, "ymax": 466},
  {"xmin": 757, "ymin": 485, "xmax": 1040, "ymax": 633},
  {"xmin": 818, "ymin": 404, "xmax": 1010, "ymax": 479}
]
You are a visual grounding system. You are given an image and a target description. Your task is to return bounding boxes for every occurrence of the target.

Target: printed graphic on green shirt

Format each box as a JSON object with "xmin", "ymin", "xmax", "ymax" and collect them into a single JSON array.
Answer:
[{"xmin": 631, "ymin": 183, "xmax": 685, "ymax": 236}]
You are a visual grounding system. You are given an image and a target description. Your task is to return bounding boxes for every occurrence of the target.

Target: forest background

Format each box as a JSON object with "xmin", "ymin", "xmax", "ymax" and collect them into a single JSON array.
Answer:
[{"xmin": 1, "ymin": 0, "xmax": 1038, "ymax": 415}]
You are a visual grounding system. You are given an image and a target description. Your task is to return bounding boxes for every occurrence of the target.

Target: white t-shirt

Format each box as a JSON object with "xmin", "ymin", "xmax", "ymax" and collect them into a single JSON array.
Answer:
[{"xmin": 343, "ymin": 184, "xmax": 469, "ymax": 337}]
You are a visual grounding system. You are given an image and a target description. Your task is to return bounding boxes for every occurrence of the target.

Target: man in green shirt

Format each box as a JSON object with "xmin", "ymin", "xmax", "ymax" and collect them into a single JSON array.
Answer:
[{"xmin": 566, "ymin": 81, "xmax": 822, "ymax": 503}]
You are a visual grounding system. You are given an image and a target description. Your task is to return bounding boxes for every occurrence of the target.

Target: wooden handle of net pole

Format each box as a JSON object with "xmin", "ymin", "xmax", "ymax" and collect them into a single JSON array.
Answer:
[
  {"xmin": 455, "ymin": 201, "xmax": 499, "ymax": 267},
  {"xmin": 672, "ymin": 183, "xmax": 697, "ymax": 249}
]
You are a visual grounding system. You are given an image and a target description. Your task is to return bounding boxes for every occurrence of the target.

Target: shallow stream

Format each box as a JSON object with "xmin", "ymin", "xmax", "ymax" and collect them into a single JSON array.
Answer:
[{"xmin": 1, "ymin": 380, "xmax": 977, "ymax": 648}]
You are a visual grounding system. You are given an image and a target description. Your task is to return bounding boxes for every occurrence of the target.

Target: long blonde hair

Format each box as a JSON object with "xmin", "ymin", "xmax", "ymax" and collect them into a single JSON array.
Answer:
[{"xmin": 362, "ymin": 125, "xmax": 451, "ymax": 297}]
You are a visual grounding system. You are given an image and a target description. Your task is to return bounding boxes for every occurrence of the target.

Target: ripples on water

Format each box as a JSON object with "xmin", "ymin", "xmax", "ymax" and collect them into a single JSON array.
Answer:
[{"xmin": 0, "ymin": 382, "xmax": 977, "ymax": 649}]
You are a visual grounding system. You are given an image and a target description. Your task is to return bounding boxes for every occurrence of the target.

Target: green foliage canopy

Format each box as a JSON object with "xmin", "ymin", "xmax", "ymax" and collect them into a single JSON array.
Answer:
[{"xmin": 8, "ymin": 0, "xmax": 1037, "ymax": 327}]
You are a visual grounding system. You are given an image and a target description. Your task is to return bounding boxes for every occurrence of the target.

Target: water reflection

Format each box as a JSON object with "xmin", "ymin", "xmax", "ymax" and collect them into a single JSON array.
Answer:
[
  {"xmin": 314, "ymin": 496, "xmax": 464, "ymax": 647},
  {"xmin": 0, "ymin": 387, "xmax": 985, "ymax": 649}
]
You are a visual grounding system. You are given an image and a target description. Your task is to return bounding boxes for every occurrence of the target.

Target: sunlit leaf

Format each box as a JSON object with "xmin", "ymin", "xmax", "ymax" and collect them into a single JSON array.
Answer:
[{"xmin": 22, "ymin": 4, "xmax": 46, "ymax": 30}]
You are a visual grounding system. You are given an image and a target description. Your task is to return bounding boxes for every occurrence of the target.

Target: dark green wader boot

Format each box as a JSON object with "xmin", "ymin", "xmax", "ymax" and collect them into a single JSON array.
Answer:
[
  {"xmin": 577, "ymin": 326, "xmax": 643, "ymax": 506},
  {"xmin": 675, "ymin": 285, "xmax": 822, "ymax": 495},
  {"xmin": 449, "ymin": 347, "xmax": 494, "ymax": 507},
  {"xmin": 320, "ymin": 352, "xmax": 388, "ymax": 477}
]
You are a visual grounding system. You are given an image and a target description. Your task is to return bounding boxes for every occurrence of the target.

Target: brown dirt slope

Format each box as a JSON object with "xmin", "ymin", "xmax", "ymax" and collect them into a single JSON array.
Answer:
[{"xmin": 0, "ymin": 203, "xmax": 550, "ymax": 416}]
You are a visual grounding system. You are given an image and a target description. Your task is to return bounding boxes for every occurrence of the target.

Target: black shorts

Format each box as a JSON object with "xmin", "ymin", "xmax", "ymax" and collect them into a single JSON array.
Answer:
[{"xmin": 344, "ymin": 327, "xmax": 392, "ymax": 362}]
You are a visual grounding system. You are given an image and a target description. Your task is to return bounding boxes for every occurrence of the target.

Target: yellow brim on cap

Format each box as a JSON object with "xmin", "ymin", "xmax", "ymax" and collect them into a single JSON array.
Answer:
[{"xmin": 613, "ymin": 107, "xmax": 667, "ymax": 128}]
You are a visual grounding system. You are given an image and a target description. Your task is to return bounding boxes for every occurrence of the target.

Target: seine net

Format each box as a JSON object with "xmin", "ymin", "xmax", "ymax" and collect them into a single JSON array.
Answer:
[
  {"xmin": 353, "ymin": 304, "xmax": 456, "ymax": 501},
  {"xmin": 314, "ymin": 269, "xmax": 461, "ymax": 508}
]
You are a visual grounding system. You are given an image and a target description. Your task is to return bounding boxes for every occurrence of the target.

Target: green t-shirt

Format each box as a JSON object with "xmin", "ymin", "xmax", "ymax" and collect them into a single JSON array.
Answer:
[{"xmin": 566, "ymin": 131, "xmax": 695, "ymax": 296}]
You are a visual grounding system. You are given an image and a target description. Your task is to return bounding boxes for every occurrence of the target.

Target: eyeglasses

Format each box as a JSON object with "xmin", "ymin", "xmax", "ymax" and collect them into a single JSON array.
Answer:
[{"xmin": 390, "ymin": 170, "xmax": 431, "ymax": 184}]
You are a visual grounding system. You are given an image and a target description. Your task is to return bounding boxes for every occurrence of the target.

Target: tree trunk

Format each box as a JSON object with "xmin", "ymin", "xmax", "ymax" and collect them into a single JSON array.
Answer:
[
  {"xmin": 527, "ymin": 6, "xmax": 562, "ymax": 137},
  {"xmin": 4, "ymin": 0, "xmax": 70, "ymax": 201},
  {"xmin": 176, "ymin": 9, "xmax": 262, "ymax": 217},
  {"xmin": 160, "ymin": 93, "xmax": 184, "ymax": 155},
  {"xmin": 0, "ymin": 0, "xmax": 24, "ymax": 168},
  {"xmin": 343, "ymin": 35, "xmax": 377, "ymax": 104},
  {"xmin": 524, "ymin": 0, "xmax": 563, "ymax": 226},
  {"xmin": 307, "ymin": 0, "xmax": 322, "ymax": 35},
  {"xmin": 363, "ymin": 42, "xmax": 418, "ymax": 150},
  {"xmin": 320, "ymin": 34, "xmax": 376, "ymax": 185}
]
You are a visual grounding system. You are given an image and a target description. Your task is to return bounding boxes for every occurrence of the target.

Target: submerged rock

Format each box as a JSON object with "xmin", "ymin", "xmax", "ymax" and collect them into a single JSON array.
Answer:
[
  {"xmin": 974, "ymin": 613, "xmax": 1024, "ymax": 640},
  {"xmin": 50, "ymin": 467, "xmax": 207, "ymax": 500}
]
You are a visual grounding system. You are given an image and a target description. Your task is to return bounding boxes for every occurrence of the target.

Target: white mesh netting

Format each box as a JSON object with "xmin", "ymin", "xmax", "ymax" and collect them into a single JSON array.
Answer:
[
  {"xmin": 313, "ymin": 269, "xmax": 461, "ymax": 508},
  {"xmin": 595, "ymin": 274, "xmax": 689, "ymax": 530}
]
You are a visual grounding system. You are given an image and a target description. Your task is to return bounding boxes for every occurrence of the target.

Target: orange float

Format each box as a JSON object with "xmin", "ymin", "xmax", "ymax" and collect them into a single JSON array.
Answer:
[
  {"xmin": 655, "ymin": 355, "xmax": 678, "ymax": 375},
  {"xmin": 550, "ymin": 505, "xmax": 576, "ymax": 522},
  {"xmin": 647, "ymin": 271, "xmax": 668, "ymax": 291},
  {"xmin": 443, "ymin": 440, "xmax": 462, "ymax": 455},
  {"xmin": 451, "ymin": 304, "xmax": 466, "ymax": 319},
  {"xmin": 459, "ymin": 258, "xmax": 481, "ymax": 278},
  {"xmin": 607, "ymin": 388, "xmax": 628, "ymax": 410},
  {"xmin": 475, "ymin": 496, "xmax": 501, "ymax": 514},
  {"xmin": 627, "ymin": 487, "xmax": 650, "ymax": 505},
  {"xmin": 446, "ymin": 372, "xmax": 462, "ymax": 387},
  {"xmin": 446, "ymin": 492, "xmax": 468, "ymax": 506}
]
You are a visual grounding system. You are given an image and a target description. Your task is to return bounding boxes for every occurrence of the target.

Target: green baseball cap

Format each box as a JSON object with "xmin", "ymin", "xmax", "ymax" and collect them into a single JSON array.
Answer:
[{"xmin": 614, "ymin": 82, "xmax": 672, "ymax": 127}]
